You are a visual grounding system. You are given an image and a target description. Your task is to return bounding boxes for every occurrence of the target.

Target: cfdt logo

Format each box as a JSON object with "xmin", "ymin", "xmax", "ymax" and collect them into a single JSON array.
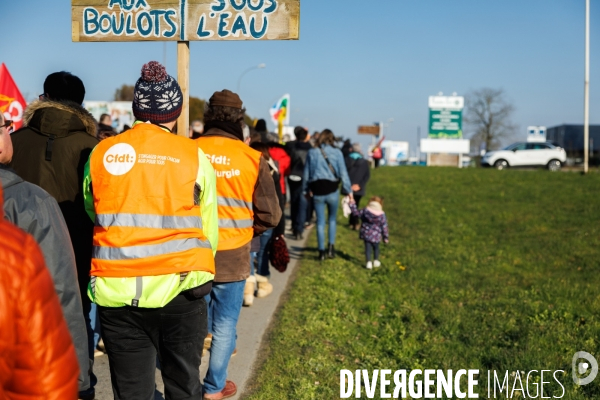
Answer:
[
  {"xmin": 103, "ymin": 143, "xmax": 136, "ymax": 176},
  {"xmin": 572, "ymin": 351, "xmax": 598, "ymax": 386}
]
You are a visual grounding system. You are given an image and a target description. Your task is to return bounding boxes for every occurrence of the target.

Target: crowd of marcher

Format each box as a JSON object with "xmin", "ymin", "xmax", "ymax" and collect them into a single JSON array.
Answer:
[{"xmin": 0, "ymin": 60, "xmax": 385, "ymax": 400}]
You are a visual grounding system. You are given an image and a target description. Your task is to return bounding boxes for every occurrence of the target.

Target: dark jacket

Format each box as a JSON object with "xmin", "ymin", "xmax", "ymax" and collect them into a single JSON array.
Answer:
[
  {"xmin": 287, "ymin": 141, "xmax": 313, "ymax": 178},
  {"xmin": 345, "ymin": 153, "xmax": 371, "ymax": 197},
  {"xmin": 9, "ymin": 99, "xmax": 99, "ymax": 310},
  {"xmin": 0, "ymin": 166, "xmax": 90, "ymax": 392},
  {"xmin": 0, "ymin": 186, "xmax": 79, "ymax": 399},
  {"xmin": 199, "ymin": 128, "xmax": 282, "ymax": 282}
]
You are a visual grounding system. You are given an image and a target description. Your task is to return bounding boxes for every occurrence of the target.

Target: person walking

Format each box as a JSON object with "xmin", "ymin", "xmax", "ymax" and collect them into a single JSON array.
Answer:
[
  {"xmin": 266, "ymin": 139, "xmax": 290, "ymax": 238},
  {"xmin": 250, "ymin": 142, "xmax": 284, "ymax": 297},
  {"xmin": 349, "ymin": 196, "xmax": 389, "ymax": 269},
  {"xmin": 83, "ymin": 61, "xmax": 219, "ymax": 400},
  {"xmin": 371, "ymin": 145, "xmax": 383, "ymax": 168},
  {"xmin": 196, "ymin": 90, "xmax": 281, "ymax": 399},
  {"xmin": 303, "ymin": 129, "xmax": 352, "ymax": 261},
  {"xmin": 0, "ymin": 113, "xmax": 89, "ymax": 396},
  {"xmin": 9, "ymin": 70, "xmax": 98, "ymax": 400},
  {"xmin": 0, "ymin": 185, "xmax": 79, "ymax": 400},
  {"xmin": 286, "ymin": 126, "xmax": 312, "ymax": 240},
  {"xmin": 344, "ymin": 143, "xmax": 371, "ymax": 230}
]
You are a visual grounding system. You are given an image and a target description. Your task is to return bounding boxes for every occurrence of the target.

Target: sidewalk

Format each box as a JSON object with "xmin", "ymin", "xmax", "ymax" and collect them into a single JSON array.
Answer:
[{"xmin": 93, "ymin": 224, "xmax": 309, "ymax": 400}]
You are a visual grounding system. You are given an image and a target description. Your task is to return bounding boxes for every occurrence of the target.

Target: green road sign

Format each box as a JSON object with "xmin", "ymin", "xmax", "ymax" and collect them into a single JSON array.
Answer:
[{"xmin": 429, "ymin": 108, "xmax": 462, "ymax": 138}]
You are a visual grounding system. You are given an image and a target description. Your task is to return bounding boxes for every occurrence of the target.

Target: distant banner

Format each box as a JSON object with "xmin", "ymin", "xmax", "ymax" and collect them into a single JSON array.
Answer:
[
  {"xmin": 72, "ymin": 0, "xmax": 300, "ymax": 42},
  {"xmin": 0, "ymin": 64, "xmax": 27, "ymax": 131},
  {"xmin": 270, "ymin": 94, "xmax": 289, "ymax": 126}
]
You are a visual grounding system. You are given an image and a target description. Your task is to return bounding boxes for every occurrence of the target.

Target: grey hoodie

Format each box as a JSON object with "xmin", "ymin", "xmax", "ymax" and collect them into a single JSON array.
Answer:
[{"xmin": 0, "ymin": 165, "xmax": 91, "ymax": 392}]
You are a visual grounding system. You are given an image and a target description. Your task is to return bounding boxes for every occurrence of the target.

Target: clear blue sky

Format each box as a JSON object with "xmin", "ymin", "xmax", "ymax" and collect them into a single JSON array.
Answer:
[{"xmin": 2, "ymin": 1, "xmax": 599, "ymax": 153}]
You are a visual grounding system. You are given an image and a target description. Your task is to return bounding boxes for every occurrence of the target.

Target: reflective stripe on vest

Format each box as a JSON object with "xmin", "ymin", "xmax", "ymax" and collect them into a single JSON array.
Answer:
[
  {"xmin": 96, "ymin": 214, "xmax": 203, "ymax": 230},
  {"xmin": 196, "ymin": 135, "xmax": 262, "ymax": 251},
  {"xmin": 90, "ymin": 124, "xmax": 215, "ymax": 278},
  {"xmin": 93, "ymin": 238, "xmax": 212, "ymax": 261},
  {"xmin": 217, "ymin": 196, "xmax": 253, "ymax": 210},
  {"xmin": 218, "ymin": 219, "xmax": 254, "ymax": 229}
]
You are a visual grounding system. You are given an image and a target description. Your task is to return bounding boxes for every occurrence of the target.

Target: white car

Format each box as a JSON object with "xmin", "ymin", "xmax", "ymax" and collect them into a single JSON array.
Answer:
[{"xmin": 482, "ymin": 142, "xmax": 567, "ymax": 171}]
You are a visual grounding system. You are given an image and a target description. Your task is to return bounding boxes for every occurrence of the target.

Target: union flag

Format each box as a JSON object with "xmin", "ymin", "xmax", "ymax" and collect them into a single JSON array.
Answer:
[{"xmin": 0, "ymin": 63, "xmax": 27, "ymax": 131}]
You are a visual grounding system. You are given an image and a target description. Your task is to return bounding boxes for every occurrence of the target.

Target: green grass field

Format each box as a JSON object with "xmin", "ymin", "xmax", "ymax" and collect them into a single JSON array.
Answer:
[{"xmin": 246, "ymin": 167, "xmax": 600, "ymax": 399}]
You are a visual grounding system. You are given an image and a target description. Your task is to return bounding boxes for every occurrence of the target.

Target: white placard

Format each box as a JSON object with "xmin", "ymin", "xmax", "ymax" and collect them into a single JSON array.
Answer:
[
  {"xmin": 428, "ymin": 95, "xmax": 464, "ymax": 110},
  {"xmin": 421, "ymin": 139, "xmax": 470, "ymax": 154}
]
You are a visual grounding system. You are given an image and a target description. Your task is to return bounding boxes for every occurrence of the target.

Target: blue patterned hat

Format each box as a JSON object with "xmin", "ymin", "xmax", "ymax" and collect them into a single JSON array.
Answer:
[{"xmin": 132, "ymin": 61, "xmax": 183, "ymax": 124}]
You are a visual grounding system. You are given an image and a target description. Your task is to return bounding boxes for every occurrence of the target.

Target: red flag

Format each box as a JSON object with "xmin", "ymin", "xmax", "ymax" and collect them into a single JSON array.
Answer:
[{"xmin": 0, "ymin": 63, "xmax": 27, "ymax": 131}]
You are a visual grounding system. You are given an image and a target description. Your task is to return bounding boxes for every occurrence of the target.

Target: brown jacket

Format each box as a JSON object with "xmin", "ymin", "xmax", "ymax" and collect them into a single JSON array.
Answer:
[
  {"xmin": 0, "ymin": 186, "xmax": 79, "ymax": 399},
  {"xmin": 199, "ymin": 129, "xmax": 281, "ymax": 282}
]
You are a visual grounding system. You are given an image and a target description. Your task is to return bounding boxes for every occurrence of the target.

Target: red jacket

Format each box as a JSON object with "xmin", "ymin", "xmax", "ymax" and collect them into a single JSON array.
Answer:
[
  {"xmin": 268, "ymin": 145, "xmax": 290, "ymax": 194},
  {"xmin": 0, "ymin": 186, "xmax": 79, "ymax": 399}
]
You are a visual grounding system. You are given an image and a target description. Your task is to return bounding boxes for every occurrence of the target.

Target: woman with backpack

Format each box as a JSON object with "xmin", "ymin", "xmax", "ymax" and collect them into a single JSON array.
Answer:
[{"xmin": 303, "ymin": 129, "xmax": 352, "ymax": 261}]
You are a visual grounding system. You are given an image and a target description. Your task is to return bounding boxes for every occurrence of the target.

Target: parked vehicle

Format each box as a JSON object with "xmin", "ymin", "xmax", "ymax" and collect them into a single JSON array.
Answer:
[{"xmin": 481, "ymin": 142, "xmax": 567, "ymax": 171}]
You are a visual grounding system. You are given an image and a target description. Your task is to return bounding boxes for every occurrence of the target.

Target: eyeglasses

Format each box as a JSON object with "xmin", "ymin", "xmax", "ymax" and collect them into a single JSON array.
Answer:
[
  {"xmin": 1, "ymin": 120, "xmax": 14, "ymax": 133},
  {"xmin": 39, "ymin": 93, "xmax": 48, "ymax": 100}
]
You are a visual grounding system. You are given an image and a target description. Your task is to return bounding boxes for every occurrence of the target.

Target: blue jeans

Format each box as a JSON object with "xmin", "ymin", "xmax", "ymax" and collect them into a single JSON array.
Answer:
[
  {"xmin": 204, "ymin": 280, "xmax": 246, "ymax": 394},
  {"xmin": 90, "ymin": 303, "xmax": 101, "ymax": 349},
  {"xmin": 313, "ymin": 191, "xmax": 340, "ymax": 251},
  {"xmin": 257, "ymin": 229, "xmax": 273, "ymax": 277},
  {"xmin": 250, "ymin": 252, "xmax": 257, "ymax": 276}
]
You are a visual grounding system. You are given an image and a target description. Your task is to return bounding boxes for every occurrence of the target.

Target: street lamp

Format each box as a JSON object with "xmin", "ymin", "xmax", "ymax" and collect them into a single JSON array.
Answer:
[
  {"xmin": 237, "ymin": 63, "xmax": 266, "ymax": 93},
  {"xmin": 584, "ymin": 0, "xmax": 590, "ymax": 173}
]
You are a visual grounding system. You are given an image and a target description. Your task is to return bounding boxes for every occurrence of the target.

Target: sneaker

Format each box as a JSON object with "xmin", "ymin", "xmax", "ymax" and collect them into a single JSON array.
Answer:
[
  {"xmin": 94, "ymin": 348, "xmax": 104, "ymax": 358},
  {"xmin": 374, "ymin": 260, "xmax": 381, "ymax": 268},
  {"xmin": 366, "ymin": 261, "xmax": 373, "ymax": 270},
  {"xmin": 203, "ymin": 380, "xmax": 237, "ymax": 400},
  {"xmin": 97, "ymin": 338, "xmax": 105, "ymax": 352}
]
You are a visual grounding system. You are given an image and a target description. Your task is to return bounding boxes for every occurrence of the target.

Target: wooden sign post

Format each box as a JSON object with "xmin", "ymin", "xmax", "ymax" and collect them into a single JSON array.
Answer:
[
  {"xmin": 72, "ymin": 0, "xmax": 300, "ymax": 136},
  {"xmin": 177, "ymin": 41, "xmax": 190, "ymax": 138}
]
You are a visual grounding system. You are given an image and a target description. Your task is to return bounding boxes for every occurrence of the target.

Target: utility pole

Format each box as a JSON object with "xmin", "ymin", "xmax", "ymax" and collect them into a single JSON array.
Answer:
[{"xmin": 584, "ymin": 0, "xmax": 590, "ymax": 173}]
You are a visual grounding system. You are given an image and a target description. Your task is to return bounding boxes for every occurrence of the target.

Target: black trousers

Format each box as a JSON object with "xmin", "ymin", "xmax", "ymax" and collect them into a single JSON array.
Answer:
[
  {"xmin": 365, "ymin": 241, "xmax": 380, "ymax": 262},
  {"xmin": 288, "ymin": 179, "xmax": 305, "ymax": 234},
  {"xmin": 99, "ymin": 294, "xmax": 207, "ymax": 400}
]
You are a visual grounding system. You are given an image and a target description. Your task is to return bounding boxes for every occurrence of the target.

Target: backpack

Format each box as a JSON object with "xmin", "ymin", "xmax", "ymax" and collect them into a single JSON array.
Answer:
[
  {"xmin": 269, "ymin": 234, "xmax": 290, "ymax": 273},
  {"xmin": 289, "ymin": 147, "xmax": 308, "ymax": 178}
]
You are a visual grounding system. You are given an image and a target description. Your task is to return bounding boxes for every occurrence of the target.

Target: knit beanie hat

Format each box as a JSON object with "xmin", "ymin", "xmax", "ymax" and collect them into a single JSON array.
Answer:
[{"xmin": 132, "ymin": 61, "xmax": 183, "ymax": 124}]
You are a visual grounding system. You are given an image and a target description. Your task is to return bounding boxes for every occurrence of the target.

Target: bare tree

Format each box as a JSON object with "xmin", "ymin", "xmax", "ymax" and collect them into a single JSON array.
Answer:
[
  {"xmin": 114, "ymin": 84, "xmax": 134, "ymax": 101},
  {"xmin": 464, "ymin": 88, "xmax": 517, "ymax": 151}
]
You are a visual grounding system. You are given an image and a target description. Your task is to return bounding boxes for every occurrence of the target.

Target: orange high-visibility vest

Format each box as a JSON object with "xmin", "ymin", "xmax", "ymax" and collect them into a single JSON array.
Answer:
[
  {"xmin": 196, "ymin": 134, "xmax": 261, "ymax": 251},
  {"xmin": 90, "ymin": 124, "xmax": 215, "ymax": 277}
]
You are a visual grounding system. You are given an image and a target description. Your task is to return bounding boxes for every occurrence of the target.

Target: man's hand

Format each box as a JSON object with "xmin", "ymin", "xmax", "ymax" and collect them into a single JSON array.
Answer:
[{"xmin": 351, "ymin": 184, "xmax": 360, "ymax": 192}]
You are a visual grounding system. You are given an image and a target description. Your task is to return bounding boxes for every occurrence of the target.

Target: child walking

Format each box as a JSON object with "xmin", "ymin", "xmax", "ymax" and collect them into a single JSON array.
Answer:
[{"xmin": 349, "ymin": 196, "xmax": 389, "ymax": 269}]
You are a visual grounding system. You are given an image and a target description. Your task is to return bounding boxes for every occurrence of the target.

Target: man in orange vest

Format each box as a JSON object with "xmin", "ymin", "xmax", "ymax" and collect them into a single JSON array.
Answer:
[
  {"xmin": 196, "ymin": 90, "xmax": 281, "ymax": 399},
  {"xmin": 83, "ymin": 61, "xmax": 219, "ymax": 400}
]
